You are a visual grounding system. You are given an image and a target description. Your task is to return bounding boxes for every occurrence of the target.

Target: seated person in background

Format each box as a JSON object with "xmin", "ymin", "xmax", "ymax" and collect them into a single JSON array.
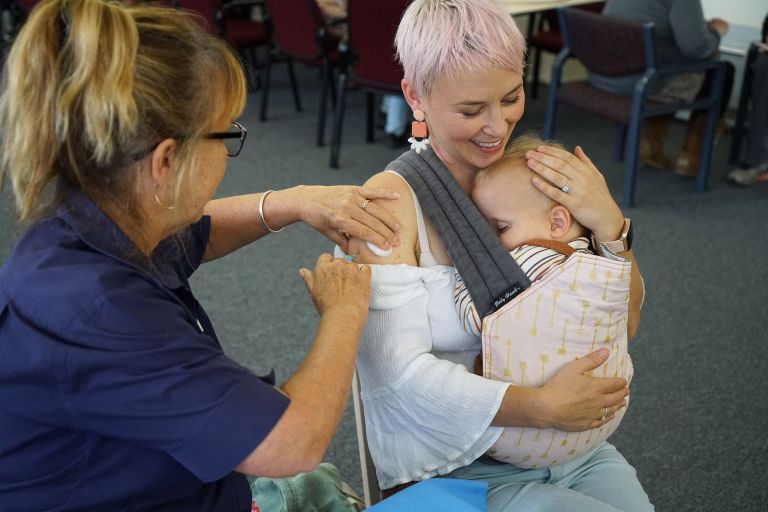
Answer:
[
  {"xmin": 593, "ymin": 0, "xmax": 734, "ymax": 178},
  {"xmin": 382, "ymin": 94, "xmax": 411, "ymax": 148},
  {"xmin": 727, "ymin": 12, "xmax": 768, "ymax": 186},
  {"xmin": 316, "ymin": 0, "xmax": 347, "ymax": 38},
  {"xmin": 455, "ymin": 134, "xmax": 635, "ymax": 468}
]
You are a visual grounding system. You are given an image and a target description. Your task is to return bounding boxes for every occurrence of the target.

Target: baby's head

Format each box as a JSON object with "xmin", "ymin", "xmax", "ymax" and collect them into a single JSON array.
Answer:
[{"xmin": 472, "ymin": 134, "xmax": 586, "ymax": 251}]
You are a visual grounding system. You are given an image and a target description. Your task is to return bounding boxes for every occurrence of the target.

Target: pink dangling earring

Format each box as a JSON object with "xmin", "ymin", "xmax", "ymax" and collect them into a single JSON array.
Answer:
[{"xmin": 408, "ymin": 109, "xmax": 430, "ymax": 154}]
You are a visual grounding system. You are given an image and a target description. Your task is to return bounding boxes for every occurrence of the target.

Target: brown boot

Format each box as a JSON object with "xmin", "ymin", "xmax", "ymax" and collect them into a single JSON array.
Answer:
[
  {"xmin": 675, "ymin": 112, "xmax": 727, "ymax": 178},
  {"xmin": 639, "ymin": 115, "xmax": 674, "ymax": 169}
]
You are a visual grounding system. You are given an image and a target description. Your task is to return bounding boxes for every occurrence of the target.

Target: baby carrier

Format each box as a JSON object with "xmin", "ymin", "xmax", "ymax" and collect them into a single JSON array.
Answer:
[{"xmin": 387, "ymin": 148, "xmax": 632, "ymax": 468}]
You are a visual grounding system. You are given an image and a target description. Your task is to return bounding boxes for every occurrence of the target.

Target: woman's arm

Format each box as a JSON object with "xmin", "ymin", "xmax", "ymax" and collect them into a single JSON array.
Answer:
[
  {"xmin": 669, "ymin": 0, "xmax": 724, "ymax": 60},
  {"xmin": 346, "ymin": 172, "xmax": 420, "ymax": 264},
  {"xmin": 202, "ymin": 185, "xmax": 402, "ymax": 262},
  {"xmin": 236, "ymin": 254, "xmax": 371, "ymax": 477},
  {"xmin": 492, "ymin": 348, "xmax": 629, "ymax": 430},
  {"xmin": 525, "ymin": 145, "xmax": 645, "ymax": 338}
]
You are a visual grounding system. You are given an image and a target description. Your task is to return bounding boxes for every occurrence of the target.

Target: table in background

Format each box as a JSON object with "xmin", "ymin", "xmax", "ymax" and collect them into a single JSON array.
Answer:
[{"xmin": 501, "ymin": 0, "xmax": 599, "ymax": 16}]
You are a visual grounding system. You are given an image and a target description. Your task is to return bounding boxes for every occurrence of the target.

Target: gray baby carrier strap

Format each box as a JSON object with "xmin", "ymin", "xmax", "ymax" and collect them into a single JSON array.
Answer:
[{"xmin": 386, "ymin": 149, "xmax": 530, "ymax": 318}]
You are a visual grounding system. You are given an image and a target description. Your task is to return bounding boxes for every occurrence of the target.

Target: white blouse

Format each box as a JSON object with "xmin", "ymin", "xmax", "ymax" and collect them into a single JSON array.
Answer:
[{"xmin": 346, "ymin": 174, "xmax": 510, "ymax": 490}]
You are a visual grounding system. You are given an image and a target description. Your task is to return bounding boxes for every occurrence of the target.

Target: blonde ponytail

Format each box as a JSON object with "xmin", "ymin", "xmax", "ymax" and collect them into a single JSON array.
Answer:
[{"xmin": 0, "ymin": 0, "xmax": 246, "ymax": 222}]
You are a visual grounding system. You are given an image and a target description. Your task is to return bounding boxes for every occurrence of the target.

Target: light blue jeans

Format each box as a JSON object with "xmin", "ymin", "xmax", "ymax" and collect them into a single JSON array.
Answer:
[
  {"xmin": 383, "ymin": 94, "xmax": 410, "ymax": 136},
  {"xmin": 444, "ymin": 442, "xmax": 654, "ymax": 511}
]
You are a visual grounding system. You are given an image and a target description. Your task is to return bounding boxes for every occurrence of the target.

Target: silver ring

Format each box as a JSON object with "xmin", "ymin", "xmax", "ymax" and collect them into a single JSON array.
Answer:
[
  {"xmin": 561, "ymin": 180, "xmax": 571, "ymax": 194},
  {"xmin": 361, "ymin": 199, "xmax": 370, "ymax": 211},
  {"xmin": 601, "ymin": 407, "xmax": 608, "ymax": 422}
]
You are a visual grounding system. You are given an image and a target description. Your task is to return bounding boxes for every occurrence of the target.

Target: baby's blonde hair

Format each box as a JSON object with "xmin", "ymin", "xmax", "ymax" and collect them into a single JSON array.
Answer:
[
  {"xmin": 476, "ymin": 133, "xmax": 585, "ymax": 238},
  {"xmin": 476, "ymin": 133, "xmax": 566, "ymax": 188},
  {"xmin": 0, "ymin": 0, "xmax": 246, "ymax": 223}
]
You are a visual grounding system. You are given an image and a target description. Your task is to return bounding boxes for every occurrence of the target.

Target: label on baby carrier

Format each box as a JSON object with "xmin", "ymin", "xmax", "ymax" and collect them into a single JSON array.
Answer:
[{"xmin": 491, "ymin": 282, "xmax": 525, "ymax": 311}]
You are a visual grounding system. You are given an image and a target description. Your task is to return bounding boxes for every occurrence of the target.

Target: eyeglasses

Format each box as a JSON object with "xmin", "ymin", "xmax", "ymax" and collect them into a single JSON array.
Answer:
[{"xmin": 204, "ymin": 121, "xmax": 247, "ymax": 157}]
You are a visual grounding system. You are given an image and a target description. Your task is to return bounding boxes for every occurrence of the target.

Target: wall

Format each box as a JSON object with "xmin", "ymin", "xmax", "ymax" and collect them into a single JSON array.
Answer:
[{"xmin": 701, "ymin": 0, "xmax": 765, "ymax": 28}]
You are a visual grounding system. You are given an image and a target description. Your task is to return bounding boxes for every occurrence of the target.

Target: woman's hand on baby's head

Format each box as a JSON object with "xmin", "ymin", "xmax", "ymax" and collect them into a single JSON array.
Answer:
[
  {"xmin": 299, "ymin": 253, "xmax": 371, "ymax": 318},
  {"xmin": 526, "ymin": 145, "xmax": 624, "ymax": 241}
]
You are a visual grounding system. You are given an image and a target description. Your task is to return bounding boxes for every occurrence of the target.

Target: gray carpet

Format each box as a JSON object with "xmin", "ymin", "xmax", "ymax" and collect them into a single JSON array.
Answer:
[{"xmin": 1, "ymin": 62, "xmax": 766, "ymax": 511}]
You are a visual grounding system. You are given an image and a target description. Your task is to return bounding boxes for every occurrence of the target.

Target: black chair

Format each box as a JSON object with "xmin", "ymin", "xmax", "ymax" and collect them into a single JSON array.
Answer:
[
  {"xmin": 542, "ymin": 8, "xmax": 726, "ymax": 207},
  {"xmin": 526, "ymin": 2, "xmax": 604, "ymax": 99},
  {"xmin": 329, "ymin": 0, "xmax": 409, "ymax": 168},
  {"xmin": 261, "ymin": 0, "xmax": 342, "ymax": 146},
  {"xmin": 175, "ymin": 0, "xmax": 269, "ymax": 92}
]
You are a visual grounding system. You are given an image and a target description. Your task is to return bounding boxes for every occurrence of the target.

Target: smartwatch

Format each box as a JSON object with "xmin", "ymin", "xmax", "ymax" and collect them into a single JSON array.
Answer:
[{"xmin": 591, "ymin": 218, "xmax": 633, "ymax": 260}]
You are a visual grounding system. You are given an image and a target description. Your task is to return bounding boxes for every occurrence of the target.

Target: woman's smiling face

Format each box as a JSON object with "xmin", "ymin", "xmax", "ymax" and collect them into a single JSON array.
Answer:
[{"xmin": 420, "ymin": 67, "xmax": 525, "ymax": 176}]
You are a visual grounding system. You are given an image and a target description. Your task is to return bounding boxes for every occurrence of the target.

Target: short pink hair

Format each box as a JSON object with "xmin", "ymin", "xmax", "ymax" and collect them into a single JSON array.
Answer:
[{"xmin": 395, "ymin": 0, "xmax": 527, "ymax": 98}]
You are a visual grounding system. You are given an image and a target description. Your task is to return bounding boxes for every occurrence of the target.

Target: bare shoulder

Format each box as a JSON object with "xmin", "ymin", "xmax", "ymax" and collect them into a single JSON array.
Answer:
[{"xmin": 350, "ymin": 171, "xmax": 419, "ymax": 265}]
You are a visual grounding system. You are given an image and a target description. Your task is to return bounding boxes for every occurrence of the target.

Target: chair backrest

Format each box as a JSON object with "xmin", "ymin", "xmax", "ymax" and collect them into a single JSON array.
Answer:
[
  {"xmin": 13, "ymin": 0, "xmax": 39, "ymax": 13},
  {"xmin": 347, "ymin": 0, "xmax": 408, "ymax": 92},
  {"xmin": 559, "ymin": 8, "xmax": 653, "ymax": 77},
  {"xmin": 263, "ymin": 0, "xmax": 325, "ymax": 62},
  {"xmin": 175, "ymin": 0, "xmax": 220, "ymax": 34}
]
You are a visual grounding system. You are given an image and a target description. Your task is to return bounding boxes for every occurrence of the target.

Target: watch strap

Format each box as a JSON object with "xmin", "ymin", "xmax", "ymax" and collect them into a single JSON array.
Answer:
[{"xmin": 591, "ymin": 218, "xmax": 632, "ymax": 261}]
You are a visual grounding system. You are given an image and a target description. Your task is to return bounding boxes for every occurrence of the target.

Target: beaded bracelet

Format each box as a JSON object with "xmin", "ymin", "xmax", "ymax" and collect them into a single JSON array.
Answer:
[{"xmin": 258, "ymin": 190, "xmax": 284, "ymax": 233}]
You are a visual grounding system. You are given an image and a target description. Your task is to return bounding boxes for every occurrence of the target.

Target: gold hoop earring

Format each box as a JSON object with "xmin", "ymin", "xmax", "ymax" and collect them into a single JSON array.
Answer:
[{"xmin": 154, "ymin": 192, "xmax": 176, "ymax": 211}]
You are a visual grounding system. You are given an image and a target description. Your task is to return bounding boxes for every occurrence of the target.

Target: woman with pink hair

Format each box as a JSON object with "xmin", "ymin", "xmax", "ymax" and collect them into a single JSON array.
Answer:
[{"xmin": 345, "ymin": 1, "xmax": 652, "ymax": 509}]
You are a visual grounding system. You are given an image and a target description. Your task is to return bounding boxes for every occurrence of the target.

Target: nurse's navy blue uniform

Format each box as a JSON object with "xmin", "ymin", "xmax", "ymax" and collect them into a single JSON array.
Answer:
[{"xmin": 0, "ymin": 189, "xmax": 289, "ymax": 511}]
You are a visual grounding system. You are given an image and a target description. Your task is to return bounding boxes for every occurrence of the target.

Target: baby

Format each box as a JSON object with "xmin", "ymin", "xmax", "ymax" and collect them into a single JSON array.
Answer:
[{"xmin": 455, "ymin": 134, "xmax": 634, "ymax": 468}]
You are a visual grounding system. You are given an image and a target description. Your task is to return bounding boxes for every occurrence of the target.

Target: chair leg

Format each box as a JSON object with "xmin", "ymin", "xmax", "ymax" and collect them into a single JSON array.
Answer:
[
  {"xmin": 531, "ymin": 47, "xmax": 542, "ymax": 100},
  {"xmin": 330, "ymin": 71, "xmax": 348, "ymax": 168},
  {"xmin": 286, "ymin": 58, "xmax": 302, "ymax": 112},
  {"xmin": 542, "ymin": 88, "xmax": 558, "ymax": 139},
  {"xmin": 365, "ymin": 93, "xmax": 375, "ymax": 143},
  {"xmin": 317, "ymin": 60, "xmax": 330, "ymax": 146},
  {"xmin": 251, "ymin": 47, "xmax": 264, "ymax": 91},
  {"xmin": 614, "ymin": 124, "xmax": 627, "ymax": 162},
  {"xmin": 695, "ymin": 109, "xmax": 719, "ymax": 192},
  {"xmin": 728, "ymin": 48, "xmax": 755, "ymax": 165},
  {"xmin": 328, "ymin": 65, "xmax": 337, "ymax": 110},
  {"xmin": 259, "ymin": 46, "xmax": 273, "ymax": 122},
  {"xmin": 622, "ymin": 118, "xmax": 642, "ymax": 207}
]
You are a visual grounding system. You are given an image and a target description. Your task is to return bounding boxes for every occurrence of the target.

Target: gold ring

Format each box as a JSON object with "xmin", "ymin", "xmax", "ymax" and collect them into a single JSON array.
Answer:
[{"xmin": 361, "ymin": 199, "xmax": 370, "ymax": 211}]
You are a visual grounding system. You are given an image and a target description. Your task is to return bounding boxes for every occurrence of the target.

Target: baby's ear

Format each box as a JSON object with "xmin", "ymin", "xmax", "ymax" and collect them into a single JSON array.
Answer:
[{"xmin": 549, "ymin": 205, "xmax": 573, "ymax": 239}]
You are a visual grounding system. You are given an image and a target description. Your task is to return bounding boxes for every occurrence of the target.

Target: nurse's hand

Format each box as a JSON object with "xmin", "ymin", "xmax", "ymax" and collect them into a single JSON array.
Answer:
[
  {"xmin": 526, "ymin": 145, "xmax": 625, "ymax": 242},
  {"xmin": 295, "ymin": 185, "xmax": 402, "ymax": 254},
  {"xmin": 299, "ymin": 253, "xmax": 371, "ymax": 318}
]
